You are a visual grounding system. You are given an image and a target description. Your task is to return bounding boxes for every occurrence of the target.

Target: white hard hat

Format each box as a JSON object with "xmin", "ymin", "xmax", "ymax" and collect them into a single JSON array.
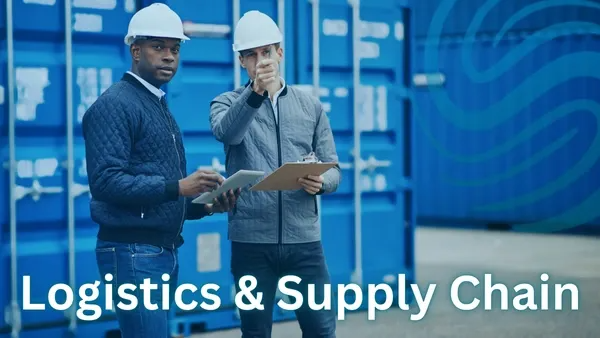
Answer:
[
  {"xmin": 232, "ymin": 10, "xmax": 282, "ymax": 52},
  {"xmin": 124, "ymin": 3, "xmax": 190, "ymax": 45}
]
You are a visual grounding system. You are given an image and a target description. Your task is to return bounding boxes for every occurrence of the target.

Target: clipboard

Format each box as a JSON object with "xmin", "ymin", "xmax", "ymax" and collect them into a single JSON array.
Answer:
[
  {"xmin": 192, "ymin": 169, "xmax": 265, "ymax": 204},
  {"xmin": 250, "ymin": 162, "xmax": 337, "ymax": 191}
]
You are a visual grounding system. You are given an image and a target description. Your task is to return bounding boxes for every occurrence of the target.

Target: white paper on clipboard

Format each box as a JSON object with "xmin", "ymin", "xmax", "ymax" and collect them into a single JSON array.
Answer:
[{"xmin": 191, "ymin": 169, "xmax": 265, "ymax": 204}]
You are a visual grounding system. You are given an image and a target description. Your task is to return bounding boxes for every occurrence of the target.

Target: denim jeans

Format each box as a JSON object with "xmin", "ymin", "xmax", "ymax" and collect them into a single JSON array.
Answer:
[
  {"xmin": 95, "ymin": 239, "xmax": 179, "ymax": 338},
  {"xmin": 231, "ymin": 241, "xmax": 337, "ymax": 338}
]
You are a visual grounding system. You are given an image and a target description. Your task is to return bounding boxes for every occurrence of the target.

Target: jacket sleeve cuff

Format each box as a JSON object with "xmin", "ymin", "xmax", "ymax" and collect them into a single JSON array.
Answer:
[
  {"xmin": 246, "ymin": 85, "xmax": 268, "ymax": 108},
  {"xmin": 165, "ymin": 180, "xmax": 180, "ymax": 201},
  {"xmin": 186, "ymin": 203, "xmax": 211, "ymax": 220}
]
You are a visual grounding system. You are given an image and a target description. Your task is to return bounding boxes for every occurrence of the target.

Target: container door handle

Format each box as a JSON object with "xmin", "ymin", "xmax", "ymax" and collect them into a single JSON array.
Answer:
[
  {"xmin": 277, "ymin": 0, "xmax": 286, "ymax": 80},
  {"xmin": 232, "ymin": 0, "xmax": 241, "ymax": 89},
  {"xmin": 14, "ymin": 180, "xmax": 64, "ymax": 202},
  {"xmin": 5, "ymin": 0, "xmax": 21, "ymax": 335},
  {"xmin": 308, "ymin": 0, "xmax": 322, "ymax": 221},
  {"xmin": 71, "ymin": 183, "xmax": 90, "ymax": 198},
  {"xmin": 64, "ymin": 0, "xmax": 77, "ymax": 334},
  {"xmin": 197, "ymin": 157, "xmax": 227, "ymax": 174},
  {"xmin": 349, "ymin": 0, "xmax": 363, "ymax": 287}
]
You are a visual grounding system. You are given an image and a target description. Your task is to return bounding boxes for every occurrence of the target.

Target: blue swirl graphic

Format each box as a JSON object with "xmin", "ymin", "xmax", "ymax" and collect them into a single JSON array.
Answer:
[{"xmin": 417, "ymin": 0, "xmax": 600, "ymax": 232}]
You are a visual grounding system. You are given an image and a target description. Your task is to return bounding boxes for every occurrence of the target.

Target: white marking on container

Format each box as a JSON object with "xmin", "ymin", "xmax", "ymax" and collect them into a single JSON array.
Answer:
[
  {"xmin": 73, "ymin": 13, "xmax": 103, "ymax": 33},
  {"xmin": 73, "ymin": 0, "xmax": 116, "ymax": 10},
  {"xmin": 197, "ymin": 233, "xmax": 221, "ymax": 273},
  {"xmin": 16, "ymin": 67, "xmax": 50, "ymax": 122}
]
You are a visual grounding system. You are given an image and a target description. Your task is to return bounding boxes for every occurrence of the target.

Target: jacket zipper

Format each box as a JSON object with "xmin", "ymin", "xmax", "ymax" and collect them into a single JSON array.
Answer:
[{"xmin": 274, "ymin": 100, "xmax": 283, "ymax": 244}]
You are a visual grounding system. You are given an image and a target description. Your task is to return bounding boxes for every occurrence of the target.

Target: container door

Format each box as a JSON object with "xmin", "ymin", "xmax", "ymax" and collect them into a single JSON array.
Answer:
[
  {"xmin": 2, "ymin": 0, "xmax": 134, "ymax": 336},
  {"xmin": 294, "ymin": 0, "xmax": 415, "ymax": 310}
]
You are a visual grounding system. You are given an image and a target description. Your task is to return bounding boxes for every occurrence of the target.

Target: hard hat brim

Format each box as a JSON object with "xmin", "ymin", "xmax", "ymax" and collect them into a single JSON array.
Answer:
[
  {"xmin": 125, "ymin": 33, "xmax": 190, "ymax": 45},
  {"xmin": 232, "ymin": 37, "xmax": 282, "ymax": 52}
]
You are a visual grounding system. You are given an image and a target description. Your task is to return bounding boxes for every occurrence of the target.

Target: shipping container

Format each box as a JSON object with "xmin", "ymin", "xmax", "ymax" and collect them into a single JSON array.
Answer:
[
  {"xmin": 412, "ymin": 31, "xmax": 600, "ymax": 234},
  {"xmin": 1, "ymin": 0, "xmax": 415, "ymax": 337},
  {"xmin": 413, "ymin": 0, "xmax": 600, "ymax": 39},
  {"xmin": 1, "ymin": 0, "xmax": 136, "ymax": 337}
]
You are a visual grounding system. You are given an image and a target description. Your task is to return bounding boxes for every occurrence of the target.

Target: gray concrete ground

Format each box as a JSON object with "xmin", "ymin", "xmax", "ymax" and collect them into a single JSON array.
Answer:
[{"xmin": 195, "ymin": 227, "xmax": 600, "ymax": 338}]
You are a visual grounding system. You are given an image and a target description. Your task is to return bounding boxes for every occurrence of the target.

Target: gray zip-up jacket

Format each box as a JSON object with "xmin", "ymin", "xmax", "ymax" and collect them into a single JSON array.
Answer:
[{"xmin": 209, "ymin": 81, "xmax": 341, "ymax": 244}]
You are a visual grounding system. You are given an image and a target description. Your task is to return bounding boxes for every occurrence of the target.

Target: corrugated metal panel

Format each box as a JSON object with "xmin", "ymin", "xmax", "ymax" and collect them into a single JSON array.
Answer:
[
  {"xmin": 413, "ymin": 32, "xmax": 600, "ymax": 233},
  {"xmin": 293, "ymin": 0, "xmax": 415, "ymax": 305},
  {"xmin": 413, "ymin": 0, "xmax": 600, "ymax": 39},
  {"xmin": 1, "ymin": 0, "xmax": 135, "ymax": 336}
]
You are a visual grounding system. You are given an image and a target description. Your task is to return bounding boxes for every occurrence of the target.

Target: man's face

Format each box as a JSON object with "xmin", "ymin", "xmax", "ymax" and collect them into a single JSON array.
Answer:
[
  {"xmin": 239, "ymin": 44, "xmax": 283, "ymax": 80},
  {"xmin": 131, "ymin": 37, "xmax": 181, "ymax": 87}
]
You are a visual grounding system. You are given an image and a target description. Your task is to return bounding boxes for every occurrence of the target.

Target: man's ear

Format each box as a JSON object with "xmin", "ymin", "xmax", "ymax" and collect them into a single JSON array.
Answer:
[
  {"xmin": 239, "ymin": 54, "xmax": 246, "ymax": 68},
  {"xmin": 130, "ymin": 44, "xmax": 141, "ymax": 62}
]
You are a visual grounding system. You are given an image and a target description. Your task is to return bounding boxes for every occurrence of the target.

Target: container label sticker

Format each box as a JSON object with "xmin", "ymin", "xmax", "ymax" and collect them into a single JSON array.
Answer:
[
  {"xmin": 79, "ymin": 159, "xmax": 87, "ymax": 177},
  {"xmin": 16, "ymin": 67, "xmax": 50, "ymax": 122},
  {"xmin": 395, "ymin": 22, "xmax": 404, "ymax": 41},
  {"xmin": 73, "ymin": 0, "xmax": 116, "ymax": 10},
  {"xmin": 359, "ymin": 21, "xmax": 389, "ymax": 39},
  {"xmin": 73, "ymin": 13, "xmax": 103, "ymax": 33},
  {"xmin": 77, "ymin": 67, "xmax": 113, "ymax": 123},
  {"xmin": 357, "ymin": 85, "xmax": 387, "ymax": 131},
  {"xmin": 322, "ymin": 19, "xmax": 348, "ymax": 37},
  {"xmin": 183, "ymin": 23, "xmax": 231, "ymax": 38},
  {"xmin": 334, "ymin": 87, "xmax": 348, "ymax": 98},
  {"xmin": 374, "ymin": 173, "xmax": 387, "ymax": 191},
  {"xmin": 197, "ymin": 233, "xmax": 221, "ymax": 273},
  {"xmin": 17, "ymin": 158, "xmax": 59, "ymax": 178},
  {"xmin": 124, "ymin": 0, "xmax": 135, "ymax": 13},
  {"xmin": 358, "ymin": 41, "xmax": 380, "ymax": 59},
  {"xmin": 358, "ymin": 84, "xmax": 374, "ymax": 131},
  {"xmin": 23, "ymin": 0, "xmax": 56, "ymax": 5},
  {"xmin": 360, "ymin": 173, "xmax": 387, "ymax": 192},
  {"xmin": 375, "ymin": 85, "xmax": 387, "ymax": 130}
]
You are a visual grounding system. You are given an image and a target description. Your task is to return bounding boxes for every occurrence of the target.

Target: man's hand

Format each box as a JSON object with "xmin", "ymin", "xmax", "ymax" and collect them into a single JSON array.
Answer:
[
  {"xmin": 178, "ymin": 169, "xmax": 224, "ymax": 197},
  {"xmin": 252, "ymin": 59, "xmax": 277, "ymax": 94},
  {"xmin": 204, "ymin": 188, "xmax": 241, "ymax": 214},
  {"xmin": 298, "ymin": 175, "xmax": 324, "ymax": 195}
]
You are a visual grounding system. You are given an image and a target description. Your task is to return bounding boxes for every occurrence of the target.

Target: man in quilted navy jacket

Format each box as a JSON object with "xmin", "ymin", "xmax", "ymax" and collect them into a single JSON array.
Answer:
[{"xmin": 81, "ymin": 4, "xmax": 239, "ymax": 338}]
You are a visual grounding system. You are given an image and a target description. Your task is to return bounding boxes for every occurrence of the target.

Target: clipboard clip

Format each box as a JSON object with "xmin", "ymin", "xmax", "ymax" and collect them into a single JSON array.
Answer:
[{"xmin": 298, "ymin": 152, "xmax": 321, "ymax": 164}]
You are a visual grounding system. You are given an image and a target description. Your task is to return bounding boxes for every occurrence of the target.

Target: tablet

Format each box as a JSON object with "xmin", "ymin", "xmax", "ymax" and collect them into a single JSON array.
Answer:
[{"xmin": 191, "ymin": 169, "xmax": 265, "ymax": 204}]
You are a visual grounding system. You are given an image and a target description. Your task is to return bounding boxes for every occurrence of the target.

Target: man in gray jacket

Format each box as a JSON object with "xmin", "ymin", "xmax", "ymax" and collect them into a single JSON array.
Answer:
[{"xmin": 209, "ymin": 10, "xmax": 341, "ymax": 338}]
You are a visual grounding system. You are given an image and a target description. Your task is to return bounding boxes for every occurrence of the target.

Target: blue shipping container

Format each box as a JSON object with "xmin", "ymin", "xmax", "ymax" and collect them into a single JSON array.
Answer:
[
  {"xmin": 413, "ymin": 31, "xmax": 600, "ymax": 234},
  {"xmin": 1, "ymin": 0, "xmax": 136, "ymax": 337},
  {"xmin": 413, "ymin": 0, "xmax": 600, "ymax": 39},
  {"xmin": 1, "ymin": 0, "xmax": 415, "ymax": 336}
]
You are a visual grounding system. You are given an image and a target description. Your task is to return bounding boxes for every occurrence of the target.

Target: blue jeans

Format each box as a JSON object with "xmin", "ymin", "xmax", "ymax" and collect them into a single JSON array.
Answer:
[
  {"xmin": 95, "ymin": 239, "xmax": 179, "ymax": 338},
  {"xmin": 231, "ymin": 241, "xmax": 337, "ymax": 338}
]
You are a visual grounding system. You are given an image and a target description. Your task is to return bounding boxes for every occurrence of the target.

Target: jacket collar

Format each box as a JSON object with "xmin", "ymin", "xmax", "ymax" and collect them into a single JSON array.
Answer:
[
  {"xmin": 122, "ymin": 72, "xmax": 164, "ymax": 101},
  {"xmin": 244, "ymin": 78, "xmax": 288, "ymax": 96},
  {"xmin": 126, "ymin": 71, "xmax": 165, "ymax": 99}
]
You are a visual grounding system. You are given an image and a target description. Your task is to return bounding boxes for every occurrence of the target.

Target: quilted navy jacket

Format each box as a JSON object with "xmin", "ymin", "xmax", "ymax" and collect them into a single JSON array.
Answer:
[{"xmin": 82, "ymin": 72, "xmax": 209, "ymax": 249}]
